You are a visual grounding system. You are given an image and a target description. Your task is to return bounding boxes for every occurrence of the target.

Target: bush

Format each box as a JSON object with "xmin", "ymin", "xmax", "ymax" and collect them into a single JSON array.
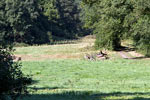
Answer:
[{"xmin": 0, "ymin": 45, "xmax": 31, "ymax": 100}]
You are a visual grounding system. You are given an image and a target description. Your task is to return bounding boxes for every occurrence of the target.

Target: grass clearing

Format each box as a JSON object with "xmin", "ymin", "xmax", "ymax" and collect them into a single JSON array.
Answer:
[
  {"xmin": 14, "ymin": 35, "xmax": 150, "ymax": 100},
  {"xmin": 14, "ymin": 35, "xmax": 96, "ymax": 61},
  {"xmin": 20, "ymin": 59, "xmax": 150, "ymax": 100}
]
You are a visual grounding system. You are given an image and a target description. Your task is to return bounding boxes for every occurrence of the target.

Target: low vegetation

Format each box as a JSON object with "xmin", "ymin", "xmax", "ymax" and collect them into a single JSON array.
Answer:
[
  {"xmin": 21, "ymin": 59, "xmax": 150, "ymax": 100},
  {"xmin": 12, "ymin": 36, "xmax": 150, "ymax": 100},
  {"xmin": 0, "ymin": 43, "xmax": 31, "ymax": 100}
]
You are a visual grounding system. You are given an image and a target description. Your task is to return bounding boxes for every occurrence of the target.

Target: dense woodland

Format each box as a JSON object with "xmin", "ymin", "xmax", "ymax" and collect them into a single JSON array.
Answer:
[{"xmin": 0, "ymin": 0, "xmax": 84, "ymax": 45}]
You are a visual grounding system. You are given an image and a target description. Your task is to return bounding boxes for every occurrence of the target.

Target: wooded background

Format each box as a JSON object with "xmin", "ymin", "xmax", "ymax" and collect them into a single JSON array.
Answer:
[{"xmin": 0, "ymin": 0, "xmax": 150, "ymax": 55}]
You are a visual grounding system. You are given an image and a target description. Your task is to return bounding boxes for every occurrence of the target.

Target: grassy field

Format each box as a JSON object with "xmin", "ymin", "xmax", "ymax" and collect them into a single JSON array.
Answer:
[
  {"xmin": 14, "ymin": 36, "xmax": 150, "ymax": 100},
  {"xmin": 14, "ymin": 36, "xmax": 96, "ymax": 61}
]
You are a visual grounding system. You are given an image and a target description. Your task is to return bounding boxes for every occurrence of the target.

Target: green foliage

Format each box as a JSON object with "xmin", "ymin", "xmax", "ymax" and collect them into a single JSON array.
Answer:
[
  {"xmin": 5, "ymin": 0, "xmax": 50, "ymax": 44},
  {"xmin": 43, "ymin": 0, "xmax": 59, "ymax": 21},
  {"xmin": 0, "ymin": 0, "xmax": 50, "ymax": 45},
  {"xmin": 94, "ymin": 17, "xmax": 122, "ymax": 50},
  {"xmin": 83, "ymin": 0, "xmax": 131, "ymax": 50},
  {"xmin": 132, "ymin": 16, "xmax": 150, "ymax": 56},
  {"xmin": 0, "ymin": 4, "xmax": 32, "ymax": 98},
  {"xmin": 0, "ymin": 0, "xmax": 85, "ymax": 45},
  {"xmin": 82, "ymin": 0, "xmax": 150, "ymax": 55},
  {"xmin": 0, "ymin": 44, "xmax": 31, "ymax": 100},
  {"xmin": 80, "ymin": 2, "xmax": 99, "ymax": 30},
  {"xmin": 130, "ymin": 1, "xmax": 150, "ymax": 56},
  {"xmin": 40, "ymin": 0, "xmax": 84, "ymax": 39},
  {"xmin": 82, "ymin": 0, "xmax": 97, "ymax": 5}
]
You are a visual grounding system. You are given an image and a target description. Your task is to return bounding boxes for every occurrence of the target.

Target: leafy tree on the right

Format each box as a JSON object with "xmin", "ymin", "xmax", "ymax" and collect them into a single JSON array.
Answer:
[
  {"xmin": 82, "ymin": 0, "xmax": 150, "ymax": 56},
  {"xmin": 126, "ymin": 0, "xmax": 150, "ymax": 56}
]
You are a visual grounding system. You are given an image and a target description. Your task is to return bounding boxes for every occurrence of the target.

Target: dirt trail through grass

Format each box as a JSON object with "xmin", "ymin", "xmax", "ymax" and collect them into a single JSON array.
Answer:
[
  {"xmin": 119, "ymin": 51, "xmax": 132, "ymax": 59},
  {"xmin": 118, "ymin": 50, "xmax": 149, "ymax": 60}
]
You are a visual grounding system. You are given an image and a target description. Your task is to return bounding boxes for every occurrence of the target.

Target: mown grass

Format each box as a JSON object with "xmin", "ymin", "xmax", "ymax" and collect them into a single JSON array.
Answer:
[
  {"xmin": 14, "ymin": 35, "xmax": 95, "ymax": 56},
  {"xmin": 14, "ymin": 35, "xmax": 150, "ymax": 100},
  {"xmin": 13, "ymin": 35, "xmax": 96, "ymax": 60},
  {"xmin": 19, "ymin": 59, "xmax": 150, "ymax": 100}
]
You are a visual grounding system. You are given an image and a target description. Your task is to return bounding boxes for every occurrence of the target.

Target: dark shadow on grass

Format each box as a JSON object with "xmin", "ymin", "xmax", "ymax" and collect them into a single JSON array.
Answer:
[
  {"xmin": 20, "ymin": 90, "xmax": 150, "ymax": 100},
  {"xmin": 29, "ymin": 86, "xmax": 63, "ymax": 91},
  {"xmin": 115, "ymin": 46, "xmax": 150, "ymax": 60},
  {"xmin": 131, "ymin": 97, "xmax": 150, "ymax": 100},
  {"xmin": 115, "ymin": 46, "xmax": 136, "ymax": 52},
  {"xmin": 30, "ymin": 80, "xmax": 39, "ymax": 85},
  {"xmin": 130, "ymin": 56, "xmax": 150, "ymax": 59},
  {"xmin": 124, "ymin": 56, "xmax": 150, "ymax": 60}
]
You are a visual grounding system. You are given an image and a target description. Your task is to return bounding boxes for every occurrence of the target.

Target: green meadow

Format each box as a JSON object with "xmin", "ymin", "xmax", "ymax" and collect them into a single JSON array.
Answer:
[{"xmin": 15, "ymin": 37, "xmax": 150, "ymax": 100}]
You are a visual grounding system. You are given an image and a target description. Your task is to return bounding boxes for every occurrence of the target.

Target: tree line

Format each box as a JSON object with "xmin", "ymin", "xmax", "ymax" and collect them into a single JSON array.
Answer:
[{"xmin": 0, "ymin": 0, "xmax": 84, "ymax": 45}]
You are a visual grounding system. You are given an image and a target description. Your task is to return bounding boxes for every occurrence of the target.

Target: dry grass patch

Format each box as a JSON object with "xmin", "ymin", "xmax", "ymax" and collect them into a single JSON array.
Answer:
[{"xmin": 14, "ymin": 36, "xmax": 96, "ymax": 61}]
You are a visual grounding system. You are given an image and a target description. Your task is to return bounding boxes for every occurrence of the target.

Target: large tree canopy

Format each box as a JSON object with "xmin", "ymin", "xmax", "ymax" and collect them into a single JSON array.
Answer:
[
  {"xmin": 3, "ymin": 0, "xmax": 50, "ymax": 44},
  {"xmin": 82, "ymin": 0, "xmax": 150, "ymax": 56},
  {"xmin": 1, "ymin": 0, "xmax": 84, "ymax": 45},
  {"xmin": 40, "ymin": 0, "xmax": 83, "ymax": 39}
]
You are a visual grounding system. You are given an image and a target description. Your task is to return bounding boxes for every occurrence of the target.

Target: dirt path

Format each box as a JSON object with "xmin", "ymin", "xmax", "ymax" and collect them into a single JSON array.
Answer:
[
  {"xmin": 118, "ymin": 50, "xmax": 149, "ymax": 60},
  {"xmin": 119, "ymin": 51, "xmax": 132, "ymax": 59}
]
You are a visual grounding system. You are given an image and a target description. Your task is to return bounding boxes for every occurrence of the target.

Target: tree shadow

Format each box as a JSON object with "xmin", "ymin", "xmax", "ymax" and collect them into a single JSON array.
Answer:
[
  {"xmin": 20, "ymin": 89, "xmax": 150, "ymax": 100},
  {"xmin": 130, "ymin": 56, "xmax": 150, "ymax": 59},
  {"xmin": 123, "ymin": 56, "xmax": 150, "ymax": 60},
  {"xmin": 29, "ymin": 86, "xmax": 64, "ymax": 91},
  {"xmin": 115, "ymin": 46, "xmax": 136, "ymax": 52},
  {"xmin": 115, "ymin": 46, "xmax": 150, "ymax": 60}
]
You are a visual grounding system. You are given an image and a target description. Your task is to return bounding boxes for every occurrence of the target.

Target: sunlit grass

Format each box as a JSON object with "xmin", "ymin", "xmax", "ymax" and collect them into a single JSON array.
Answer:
[
  {"xmin": 14, "ymin": 35, "xmax": 150, "ymax": 100},
  {"xmin": 14, "ymin": 36, "xmax": 96, "ymax": 60},
  {"xmin": 20, "ymin": 59, "xmax": 150, "ymax": 100},
  {"xmin": 14, "ymin": 35, "xmax": 95, "ymax": 55}
]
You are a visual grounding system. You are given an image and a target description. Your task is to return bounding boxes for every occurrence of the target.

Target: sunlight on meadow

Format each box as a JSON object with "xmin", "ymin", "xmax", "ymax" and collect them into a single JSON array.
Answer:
[{"xmin": 13, "ymin": 36, "xmax": 150, "ymax": 100}]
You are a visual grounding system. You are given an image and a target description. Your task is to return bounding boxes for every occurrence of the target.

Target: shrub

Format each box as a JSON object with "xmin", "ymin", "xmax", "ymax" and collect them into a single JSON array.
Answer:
[{"xmin": 0, "ymin": 45, "xmax": 31, "ymax": 100}]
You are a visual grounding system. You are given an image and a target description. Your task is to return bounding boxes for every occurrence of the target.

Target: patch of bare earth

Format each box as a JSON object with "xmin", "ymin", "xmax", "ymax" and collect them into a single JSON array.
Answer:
[{"xmin": 118, "ymin": 51, "xmax": 150, "ymax": 60}]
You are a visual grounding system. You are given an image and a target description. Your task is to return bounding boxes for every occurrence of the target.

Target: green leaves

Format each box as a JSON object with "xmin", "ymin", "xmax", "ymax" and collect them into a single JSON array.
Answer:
[
  {"xmin": 0, "ymin": 45, "xmax": 32, "ymax": 100},
  {"xmin": 83, "ymin": 0, "xmax": 150, "ymax": 55},
  {"xmin": 0, "ymin": 0, "xmax": 50, "ymax": 44},
  {"xmin": 83, "ymin": 0, "xmax": 129, "ymax": 50}
]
